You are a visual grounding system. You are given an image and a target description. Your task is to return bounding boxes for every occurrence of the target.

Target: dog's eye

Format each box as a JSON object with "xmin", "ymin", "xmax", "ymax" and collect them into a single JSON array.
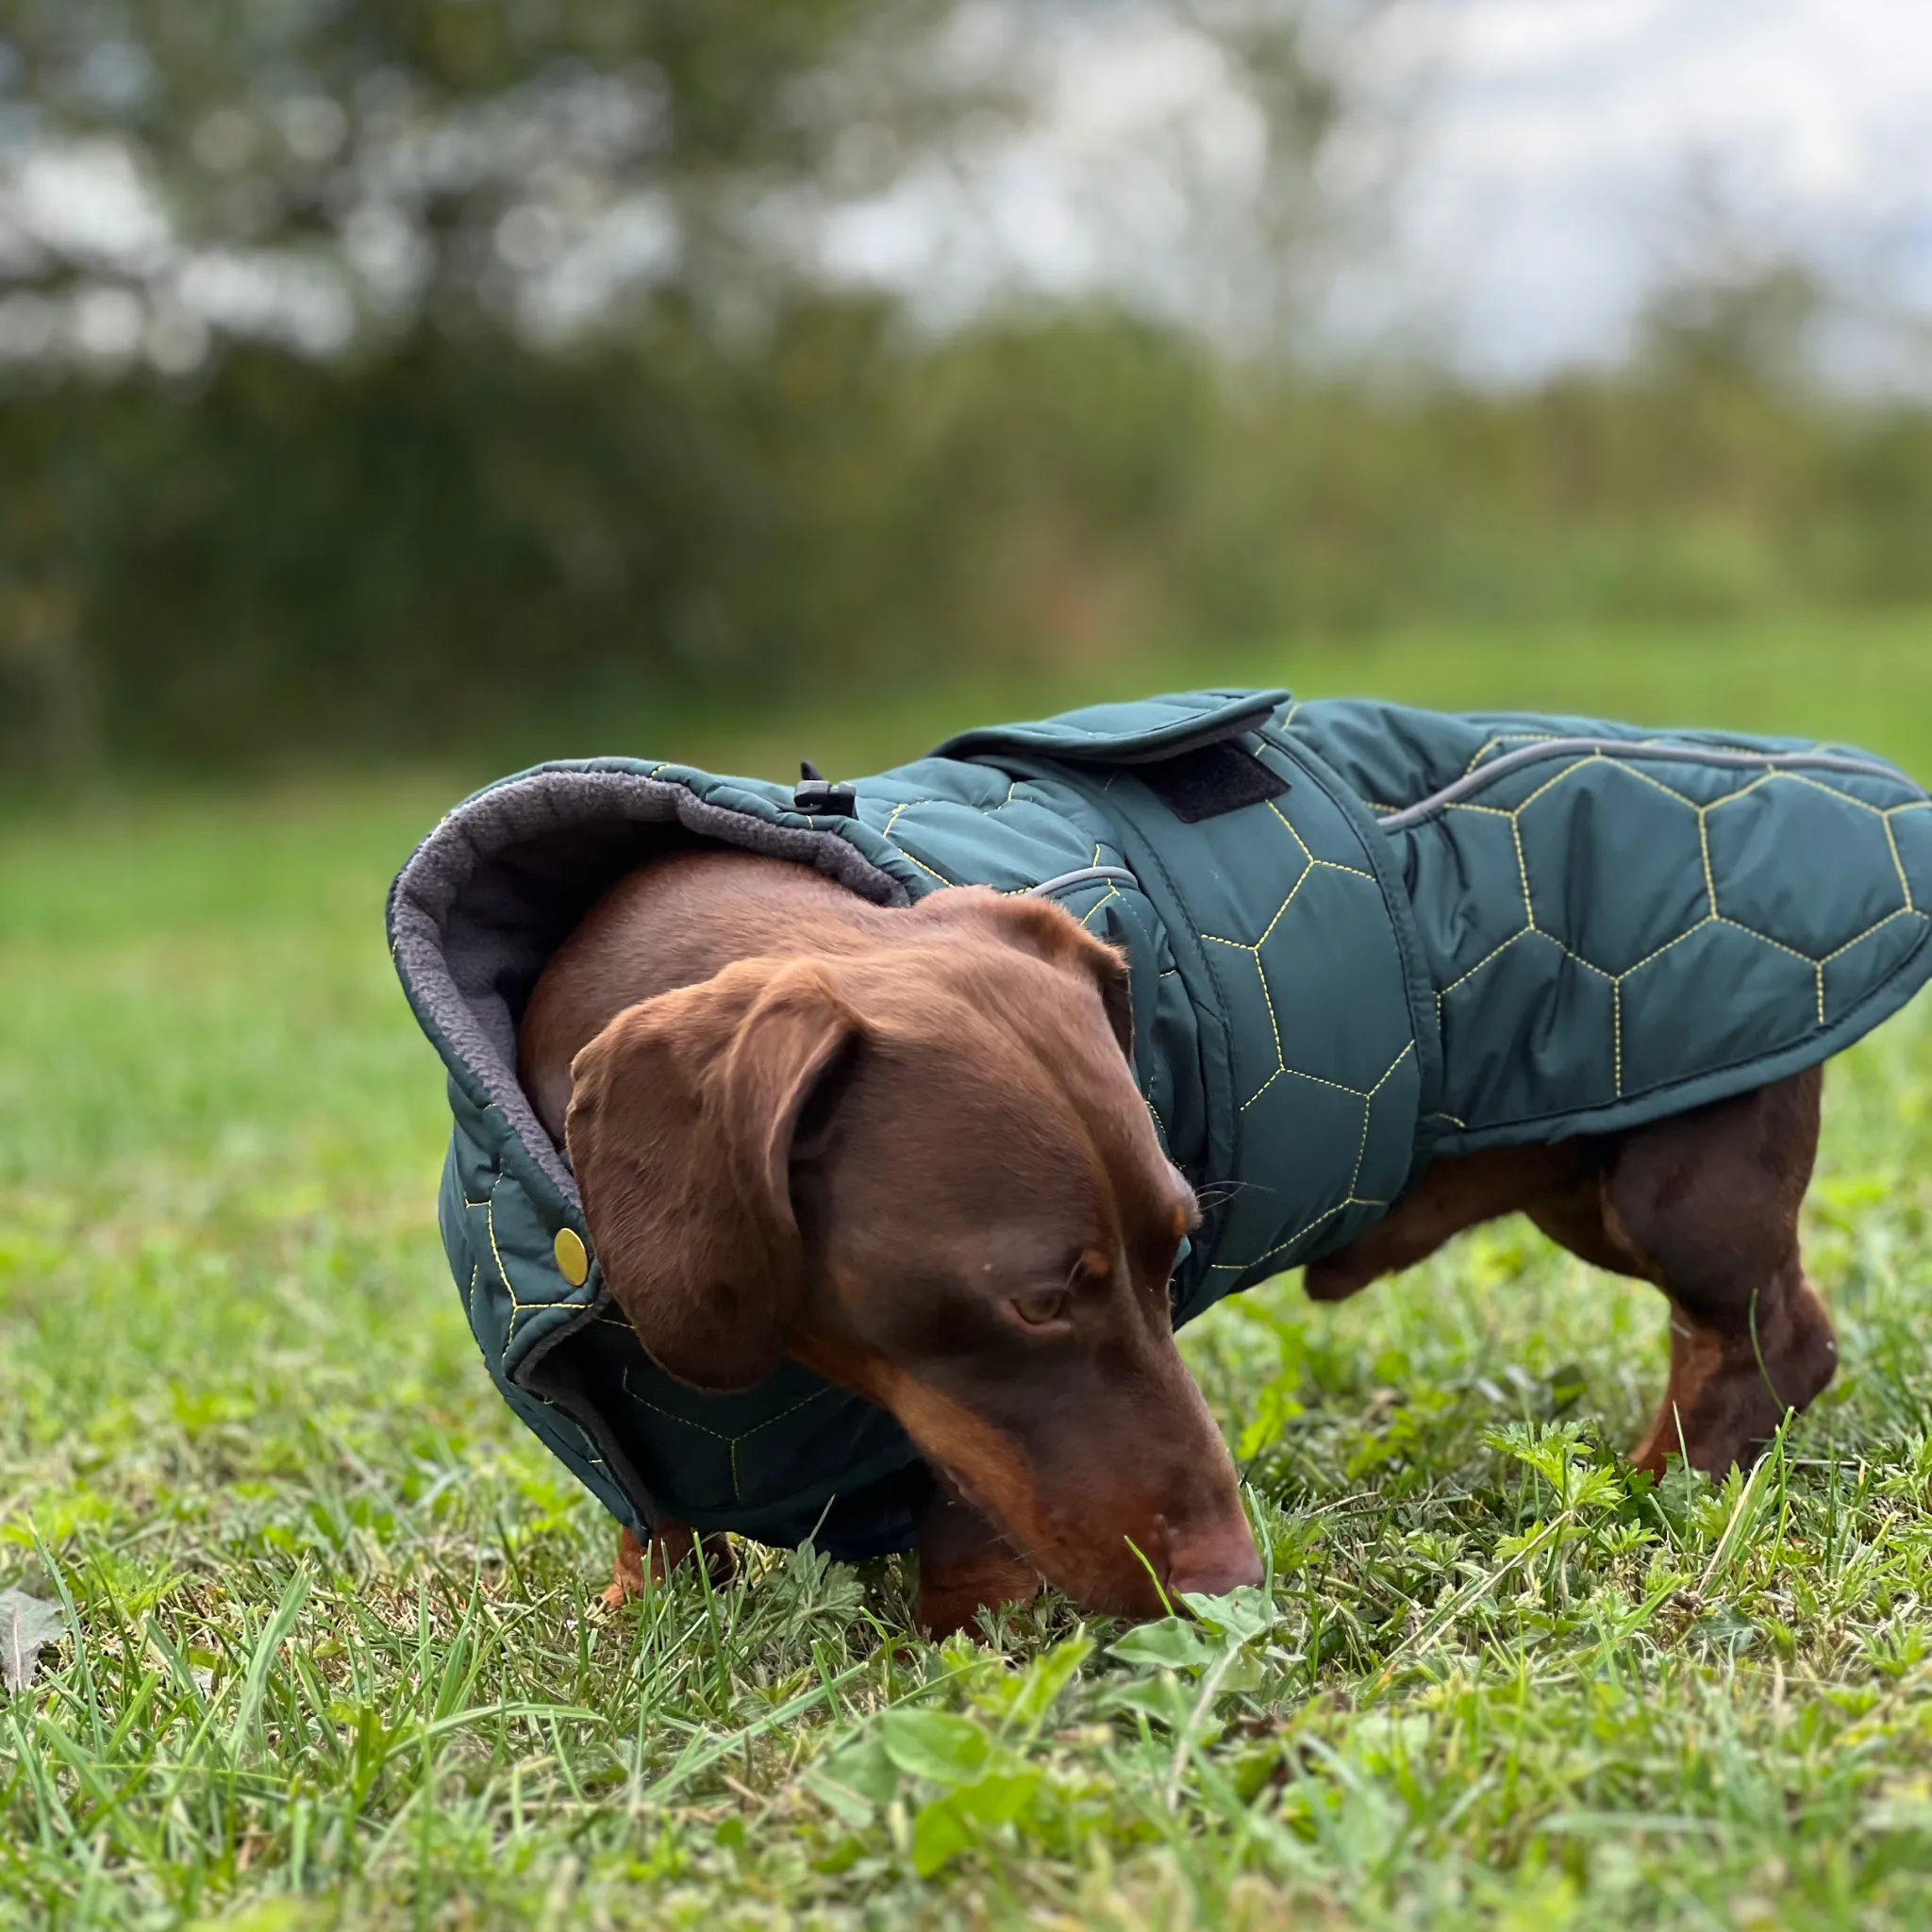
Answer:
[{"xmin": 1010, "ymin": 1291, "xmax": 1068, "ymax": 1326}]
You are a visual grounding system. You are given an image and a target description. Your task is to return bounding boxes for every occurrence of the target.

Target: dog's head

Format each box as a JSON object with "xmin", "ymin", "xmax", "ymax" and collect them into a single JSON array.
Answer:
[{"xmin": 561, "ymin": 887, "xmax": 1259, "ymax": 1616}]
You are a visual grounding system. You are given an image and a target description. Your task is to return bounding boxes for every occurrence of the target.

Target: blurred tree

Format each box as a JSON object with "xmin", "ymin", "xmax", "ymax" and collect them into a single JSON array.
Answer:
[
  {"xmin": 1641, "ymin": 263, "xmax": 1827, "ymax": 392},
  {"xmin": 0, "ymin": 0, "xmax": 974, "ymax": 341},
  {"xmin": 1, "ymin": 4, "xmax": 1926, "ymax": 780},
  {"xmin": 0, "ymin": 2, "xmax": 1414, "ymax": 769},
  {"xmin": 0, "ymin": 0, "xmax": 981, "ymax": 768},
  {"xmin": 0, "ymin": 0, "xmax": 1404, "ymax": 773}
]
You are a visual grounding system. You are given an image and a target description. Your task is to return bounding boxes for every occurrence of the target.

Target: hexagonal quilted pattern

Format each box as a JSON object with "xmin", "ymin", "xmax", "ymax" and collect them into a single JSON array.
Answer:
[{"xmin": 1291, "ymin": 700, "xmax": 1932, "ymax": 1149}]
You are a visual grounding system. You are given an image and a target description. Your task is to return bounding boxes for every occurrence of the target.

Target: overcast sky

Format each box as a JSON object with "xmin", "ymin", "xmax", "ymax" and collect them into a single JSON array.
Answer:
[
  {"xmin": 824, "ymin": 0, "xmax": 1932, "ymax": 379},
  {"xmin": 1402, "ymin": 0, "xmax": 1932, "ymax": 375},
  {"xmin": 4, "ymin": 0, "xmax": 1928, "ymax": 380}
]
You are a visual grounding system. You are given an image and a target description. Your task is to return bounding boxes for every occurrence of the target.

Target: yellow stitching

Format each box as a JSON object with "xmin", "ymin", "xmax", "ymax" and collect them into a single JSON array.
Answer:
[
  {"xmin": 1463, "ymin": 731, "xmax": 1562, "ymax": 776},
  {"xmin": 618, "ymin": 1375, "xmax": 835, "ymax": 1501},
  {"xmin": 621, "ymin": 1377, "xmax": 734, "ymax": 1442},
  {"xmin": 880, "ymin": 784, "xmax": 1049, "ymax": 854},
  {"xmin": 733, "ymin": 1388, "xmax": 833, "ymax": 1441},
  {"xmin": 1263, "ymin": 798, "xmax": 1374, "ymax": 878},
  {"xmin": 1239, "ymin": 1066, "xmax": 1282, "ymax": 1113},
  {"xmin": 1511, "ymin": 752, "xmax": 1604, "ymax": 816},
  {"xmin": 1536, "ymin": 929, "xmax": 1614, "ymax": 976},
  {"xmin": 1259, "ymin": 1063, "xmax": 1373, "ymax": 1106},
  {"xmin": 897, "ymin": 849, "xmax": 953, "ymax": 888},
  {"xmin": 1343, "ymin": 1044, "xmax": 1412, "ymax": 1196},
  {"xmin": 1250, "ymin": 862, "xmax": 1315, "ymax": 949},
  {"xmin": 1345, "ymin": 1094, "xmax": 1373, "ymax": 1195},
  {"xmin": 484, "ymin": 1187, "xmax": 528, "ymax": 1341},
  {"xmin": 1443, "ymin": 802, "xmax": 1517, "ymax": 818},
  {"xmin": 1260, "ymin": 797, "xmax": 1374, "ymax": 879},
  {"xmin": 1436, "ymin": 926, "xmax": 1532, "ymax": 1004},
  {"xmin": 1253, "ymin": 953, "xmax": 1283, "ymax": 1064},
  {"xmin": 1265, "ymin": 798, "xmax": 1313, "ymax": 866},
  {"xmin": 1884, "ymin": 814, "xmax": 1915, "ymax": 912},
  {"xmin": 1079, "ymin": 887, "xmax": 1122, "ymax": 930},
  {"xmin": 1762, "ymin": 770, "xmax": 1890, "ymax": 814},
  {"xmin": 484, "ymin": 1185, "xmax": 509, "ymax": 1288},
  {"xmin": 1607, "ymin": 760, "xmax": 1707, "ymax": 809},
  {"xmin": 1245, "ymin": 1193, "xmax": 1392, "ymax": 1272},
  {"xmin": 1711, "ymin": 915, "xmax": 1813, "ymax": 968},
  {"xmin": 1614, "ymin": 913, "xmax": 1715, "ymax": 981},
  {"xmin": 1612, "ymin": 980, "xmax": 1623, "ymax": 1095},
  {"xmin": 1431, "ymin": 727, "xmax": 1932, "ymax": 1123},
  {"xmin": 1698, "ymin": 771, "xmax": 1779, "ymax": 814},
  {"xmin": 1234, "ymin": 983, "xmax": 1411, "ymax": 1114},
  {"xmin": 1365, "ymin": 1040, "xmax": 1415, "ymax": 1098},
  {"xmin": 1511, "ymin": 813, "xmax": 1534, "ymax": 930},
  {"xmin": 1817, "ymin": 906, "xmax": 1924, "ymax": 967},
  {"xmin": 1817, "ymin": 907, "xmax": 1904, "ymax": 965}
]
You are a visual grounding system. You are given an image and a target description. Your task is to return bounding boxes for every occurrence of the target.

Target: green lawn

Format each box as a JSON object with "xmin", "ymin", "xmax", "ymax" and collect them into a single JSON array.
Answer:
[{"xmin": 7, "ymin": 614, "xmax": 1932, "ymax": 1928}]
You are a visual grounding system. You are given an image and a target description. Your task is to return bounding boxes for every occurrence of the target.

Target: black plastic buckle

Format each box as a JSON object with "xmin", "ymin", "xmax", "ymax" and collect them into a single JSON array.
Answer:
[{"xmin": 793, "ymin": 759, "xmax": 858, "ymax": 816}]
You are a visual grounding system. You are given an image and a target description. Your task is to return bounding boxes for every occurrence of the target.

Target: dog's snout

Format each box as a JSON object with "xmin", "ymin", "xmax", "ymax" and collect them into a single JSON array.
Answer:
[{"xmin": 1164, "ymin": 1518, "xmax": 1263, "ymax": 1601}]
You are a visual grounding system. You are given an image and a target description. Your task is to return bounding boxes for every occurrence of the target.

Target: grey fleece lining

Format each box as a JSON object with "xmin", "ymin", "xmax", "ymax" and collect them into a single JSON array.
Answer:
[{"xmin": 389, "ymin": 765, "xmax": 911, "ymax": 1199}]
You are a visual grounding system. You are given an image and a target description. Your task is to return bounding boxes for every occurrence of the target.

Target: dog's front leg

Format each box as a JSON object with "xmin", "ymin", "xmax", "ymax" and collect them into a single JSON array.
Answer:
[
  {"xmin": 913, "ymin": 1476, "xmax": 1040, "ymax": 1637},
  {"xmin": 602, "ymin": 1523, "xmax": 738, "ymax": 1608}
]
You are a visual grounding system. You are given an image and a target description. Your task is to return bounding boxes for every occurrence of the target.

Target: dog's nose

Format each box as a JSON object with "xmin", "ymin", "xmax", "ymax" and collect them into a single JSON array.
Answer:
[{"xmin": 1165, "ymin": 1522, "xmax": 1264, "ymax": 1600}]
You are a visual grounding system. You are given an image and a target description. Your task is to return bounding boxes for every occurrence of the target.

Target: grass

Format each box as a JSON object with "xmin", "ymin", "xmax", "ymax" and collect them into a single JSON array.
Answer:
[{"xmin": 6, "ymin": 610, "xmax": 1932, "ymax": 1927}]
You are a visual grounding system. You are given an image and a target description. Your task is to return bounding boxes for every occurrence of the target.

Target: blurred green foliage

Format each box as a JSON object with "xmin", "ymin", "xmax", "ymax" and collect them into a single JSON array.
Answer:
[
  {"xmin": 8, "ymin": 304, "xmax": 1931, "ymax": 772},
  {"xmin": 2, "ymin": 1, "xmax": 1930, "ymax": 775}
]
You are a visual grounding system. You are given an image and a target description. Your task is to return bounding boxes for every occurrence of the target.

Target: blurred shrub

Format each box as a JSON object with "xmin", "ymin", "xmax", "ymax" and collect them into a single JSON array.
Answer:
[
  {"xmin": 5, "ymin": 297, "xmax": 1931, "ymax": 773},
  {"xmin": 8, "ymin": 1, "xmax": 1924, "ymax": 774}
]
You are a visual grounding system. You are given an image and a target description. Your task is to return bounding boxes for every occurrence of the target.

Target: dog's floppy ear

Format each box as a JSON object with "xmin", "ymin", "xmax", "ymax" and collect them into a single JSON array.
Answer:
[
  {"xmin": 920, "ymin": 888, "xmax": 1133, "ymax": 1066},
  {"xmin": 563, "ymin": 959, "xmax": 860, "ymax": 1391}
]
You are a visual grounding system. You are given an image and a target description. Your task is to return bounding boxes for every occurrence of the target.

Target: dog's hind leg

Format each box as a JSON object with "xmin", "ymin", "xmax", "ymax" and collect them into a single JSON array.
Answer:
[{"xmin": 1533, "ymin": 1069, "xmax": 1838, "ymax": 1479}]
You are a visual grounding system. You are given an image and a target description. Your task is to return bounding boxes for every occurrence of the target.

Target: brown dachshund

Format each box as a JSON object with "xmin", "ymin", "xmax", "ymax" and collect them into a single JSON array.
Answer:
[{"xmin": 519, "ymin": 848, "xmax": 1838, "ymax": 1633}]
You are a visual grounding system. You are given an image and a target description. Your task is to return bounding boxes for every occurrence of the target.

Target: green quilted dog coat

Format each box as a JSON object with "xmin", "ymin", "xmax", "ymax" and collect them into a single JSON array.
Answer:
[{"xmin": 390, "ymin": 691, "xmax": 1932, "ymax": 1557}]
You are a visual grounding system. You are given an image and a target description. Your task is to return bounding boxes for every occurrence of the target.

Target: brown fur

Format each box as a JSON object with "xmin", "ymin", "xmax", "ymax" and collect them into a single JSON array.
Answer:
[
  {"xmin": 1307, "ymin": 1070, "xmax": 1835, "ymax": 1477},
  {"xmin": 522, "ymin": 850, "xmax": 1840, "ymax": 1633},
  {"xmin": 524, "ymin": 852, "xmax": 1257, "ymax": 1632}
]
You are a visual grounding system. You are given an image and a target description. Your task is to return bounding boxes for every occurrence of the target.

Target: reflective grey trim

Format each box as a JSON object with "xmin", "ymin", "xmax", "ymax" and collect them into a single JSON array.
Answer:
[
  {"xmin": 1026, "ymin": 865, "xmax": 1141, "ymax": 898},
  {"xmin": 1375, "ymin": 739, "xmax": 1924, "ymax": 832}
]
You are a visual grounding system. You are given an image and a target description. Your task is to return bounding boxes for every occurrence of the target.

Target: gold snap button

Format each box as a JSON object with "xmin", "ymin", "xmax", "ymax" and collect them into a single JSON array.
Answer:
[{"xmin": 553, "ymin": 1227, "xmax": 591, "ymax": 1287}]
